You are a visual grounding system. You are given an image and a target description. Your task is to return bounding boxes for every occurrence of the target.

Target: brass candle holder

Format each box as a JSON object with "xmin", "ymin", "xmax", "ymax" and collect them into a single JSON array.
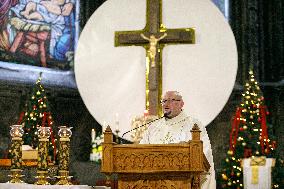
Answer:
[
  {"xmin": 56, "ymin": 126, "xmax": 73, "ymax": 185},
  {"xmin": 8, "ymin": 125, "xmax": 25, "ymax": 183},
  {"xmin": 34, "ymin": 126, "xmax": 51, "ymax": 185}
]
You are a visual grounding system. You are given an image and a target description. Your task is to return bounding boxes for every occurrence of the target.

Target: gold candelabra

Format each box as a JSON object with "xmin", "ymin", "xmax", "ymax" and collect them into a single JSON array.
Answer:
[
  {"xmin": 56, "ymin": 126, "xmax": 73, "ymax": 185},
  {"xmin": 8, "ymin": 125, "xmax": 25, "ymax": 183},
  {"xmin": 34, "ymin": 126, "xmax": 51, "ymax": 185}
]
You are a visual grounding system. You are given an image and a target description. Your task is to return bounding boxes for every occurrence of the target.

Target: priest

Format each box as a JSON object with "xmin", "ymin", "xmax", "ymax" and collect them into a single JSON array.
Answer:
[{"xmin": 140, "ymin": 90, "xmax": 216, "ymax": 189}]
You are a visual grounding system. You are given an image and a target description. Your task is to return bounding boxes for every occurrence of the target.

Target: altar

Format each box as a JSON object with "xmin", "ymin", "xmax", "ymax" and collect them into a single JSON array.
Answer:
[{"xmin": 0, "ymin": 183, "xmax": 109, "ymax": 189}]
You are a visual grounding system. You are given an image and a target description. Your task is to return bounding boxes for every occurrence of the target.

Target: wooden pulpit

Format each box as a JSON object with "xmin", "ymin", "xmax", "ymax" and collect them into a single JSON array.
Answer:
[{"xmin": 101, "ymin": 124, "xmax": 210, "ymax": 189}]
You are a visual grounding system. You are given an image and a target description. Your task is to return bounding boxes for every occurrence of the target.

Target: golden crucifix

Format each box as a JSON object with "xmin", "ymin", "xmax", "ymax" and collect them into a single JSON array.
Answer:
[
  {"xmin": 115, "ymin": 0, "xmax": 195, "ymax": 116},
  {"xmin": 140, "ymin": 33, "xmax": 167, "ymax": 67}
]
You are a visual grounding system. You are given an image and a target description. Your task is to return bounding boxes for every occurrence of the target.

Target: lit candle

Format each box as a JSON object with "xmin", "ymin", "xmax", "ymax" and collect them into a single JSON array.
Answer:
[
  {"xmin": 115, "ymin": 113, "xmax": 119, "ymax": 130},
  {"xmin": 103, "ymin": 121, "xmax": 106, "ymax": 132},
  {"xmin": 91, "ymin": 129, "xmax": 96, "ymax": 142}
]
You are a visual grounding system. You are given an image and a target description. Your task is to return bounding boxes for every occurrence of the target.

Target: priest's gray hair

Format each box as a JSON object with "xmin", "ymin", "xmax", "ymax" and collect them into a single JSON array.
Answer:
[
  {"xmin": 172, "ymin": 91, "xmax": 183, "ymax": 100},
  {"xmin": 164, "ymin": 91, "xmax": 183, "ymax": 100}
]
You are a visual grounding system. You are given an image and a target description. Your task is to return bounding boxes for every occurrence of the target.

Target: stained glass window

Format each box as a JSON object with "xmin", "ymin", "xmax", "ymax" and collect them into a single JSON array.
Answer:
[{"xmin": 0, "ymin": 0, "xmax": 79, "ymax": 70}]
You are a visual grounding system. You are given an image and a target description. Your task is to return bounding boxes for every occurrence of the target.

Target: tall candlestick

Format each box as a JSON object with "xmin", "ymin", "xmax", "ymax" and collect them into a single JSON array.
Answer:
[
  {"xmin": 35, "ymin": 126, "xmax": 51, "ymax": 185},
  {"xmin": 56, "ymin": 126, "xmax": 73, "ymax": 185},
  {"xmin": 8, "ymin": 125, "xmax": 25, "ymax": 183}
]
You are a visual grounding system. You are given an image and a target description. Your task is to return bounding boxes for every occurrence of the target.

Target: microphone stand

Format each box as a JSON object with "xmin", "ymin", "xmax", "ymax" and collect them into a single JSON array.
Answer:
[{"xmin": 121, "ymin": 115, "xmax": 165, "ymax": 139}]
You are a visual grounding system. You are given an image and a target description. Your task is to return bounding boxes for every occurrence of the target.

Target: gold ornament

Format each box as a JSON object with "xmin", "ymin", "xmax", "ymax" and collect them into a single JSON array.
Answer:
[
  {"xmin": 222, "ymin": 174, "xmax": 228, "ymax": 180},
  {"xmin": 227, "ymin": 150, "xmax": 233, "ymax": 155}
]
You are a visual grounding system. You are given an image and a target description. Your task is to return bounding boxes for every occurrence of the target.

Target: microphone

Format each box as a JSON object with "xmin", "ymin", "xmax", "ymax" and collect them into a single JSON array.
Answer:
[
  {"xmin": 163, "ymin": 110, "xmax": 171, "ymax": 118},
  {"xmin": 121, "ymin": 113, "xmax": 170, "ymax": 139}
]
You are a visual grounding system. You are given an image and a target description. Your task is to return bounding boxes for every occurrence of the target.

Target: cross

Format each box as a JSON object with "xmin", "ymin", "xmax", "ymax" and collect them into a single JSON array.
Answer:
[{"xmin": 115, "ymin": 0, "xmax": 195, "ymax": 116}]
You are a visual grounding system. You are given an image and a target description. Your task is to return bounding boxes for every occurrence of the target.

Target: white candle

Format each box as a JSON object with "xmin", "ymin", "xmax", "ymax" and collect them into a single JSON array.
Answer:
[
  {"xmin": 91, "ymin": 129, "xmax": 96, "ymax": 142},
  {"xmin": 102, "ymin": 121, "xmax": 107, "ymax": 132},
  {"xmin": 115, "ymin": 113, "xmax": 119, "ymax": 130}
]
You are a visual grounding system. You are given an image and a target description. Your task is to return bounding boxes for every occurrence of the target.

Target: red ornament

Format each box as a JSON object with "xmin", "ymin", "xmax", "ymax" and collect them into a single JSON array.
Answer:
[
  {"xmin": 239, "ymin": 127, "xmax": 244, "ymax": 131},
  {"xmin": 261, "ymin": 96, "xmax": 264, "ymax": 100},
  {"xmin": 272, "ymin": 141, "xmax": 277, "ymax": 149},
  {"xmin": 244, "ymin": 148, "xmax": 252, "ymax": 158},
  {"xmin": 17, "ymin": 111, "xmax": 25, "ymax": 125}
]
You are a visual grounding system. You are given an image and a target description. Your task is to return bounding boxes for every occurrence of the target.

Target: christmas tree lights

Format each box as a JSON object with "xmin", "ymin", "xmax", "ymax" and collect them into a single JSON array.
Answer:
[
  {"xmin": 220, "ymin": 70, "xmax": 277, "ymax": 188},
  {"xmin": 17, "ymin": 73, "xmax": 57, "ymax": 162}
]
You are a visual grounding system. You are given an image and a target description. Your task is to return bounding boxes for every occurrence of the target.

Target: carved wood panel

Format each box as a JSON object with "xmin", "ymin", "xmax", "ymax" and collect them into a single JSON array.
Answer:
[
  {"xmin": 113, "ymin": 151, "xmax": 190, "ymax": 172},
  {"xmin": 118, "ymin": 174, "xmax": 192, "ymax": 189}
]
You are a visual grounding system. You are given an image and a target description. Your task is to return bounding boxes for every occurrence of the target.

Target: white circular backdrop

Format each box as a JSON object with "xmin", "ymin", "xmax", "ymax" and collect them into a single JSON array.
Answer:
[{"xmin": 75, "ymin": 0, "xmax": 238, "ymax": 139}]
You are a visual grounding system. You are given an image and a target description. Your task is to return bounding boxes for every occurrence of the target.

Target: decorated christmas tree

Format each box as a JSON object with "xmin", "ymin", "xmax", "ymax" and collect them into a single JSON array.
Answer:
[
  {"xmin": 220, "ymin": 150, "xmax": 243, "ymax": 188},
  {"xmin": 220, "ymin": 70, "xmax": 277, "ymax": 188},
  {"xmin": 17, "ymin": 73, "xmax": 57, "ymax": 162}
]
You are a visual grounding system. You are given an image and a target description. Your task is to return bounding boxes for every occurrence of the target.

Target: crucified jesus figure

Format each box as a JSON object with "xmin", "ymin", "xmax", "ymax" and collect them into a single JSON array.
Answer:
[{"xmin": 140, "ymin": 33, "xmax": 167, "ymax": 67}]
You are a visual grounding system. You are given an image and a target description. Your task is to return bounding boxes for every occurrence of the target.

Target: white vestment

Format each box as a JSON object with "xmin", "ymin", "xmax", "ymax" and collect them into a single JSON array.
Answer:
[{"xmin": 140, "ymin": 112, "xmax": 216, "ymax": 189}]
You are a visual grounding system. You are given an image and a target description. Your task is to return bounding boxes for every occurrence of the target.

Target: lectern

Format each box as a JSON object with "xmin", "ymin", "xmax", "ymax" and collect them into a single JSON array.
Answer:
[{"xmin": 101, "ymin": 124, "xmax": 210, "ymax": 189}]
